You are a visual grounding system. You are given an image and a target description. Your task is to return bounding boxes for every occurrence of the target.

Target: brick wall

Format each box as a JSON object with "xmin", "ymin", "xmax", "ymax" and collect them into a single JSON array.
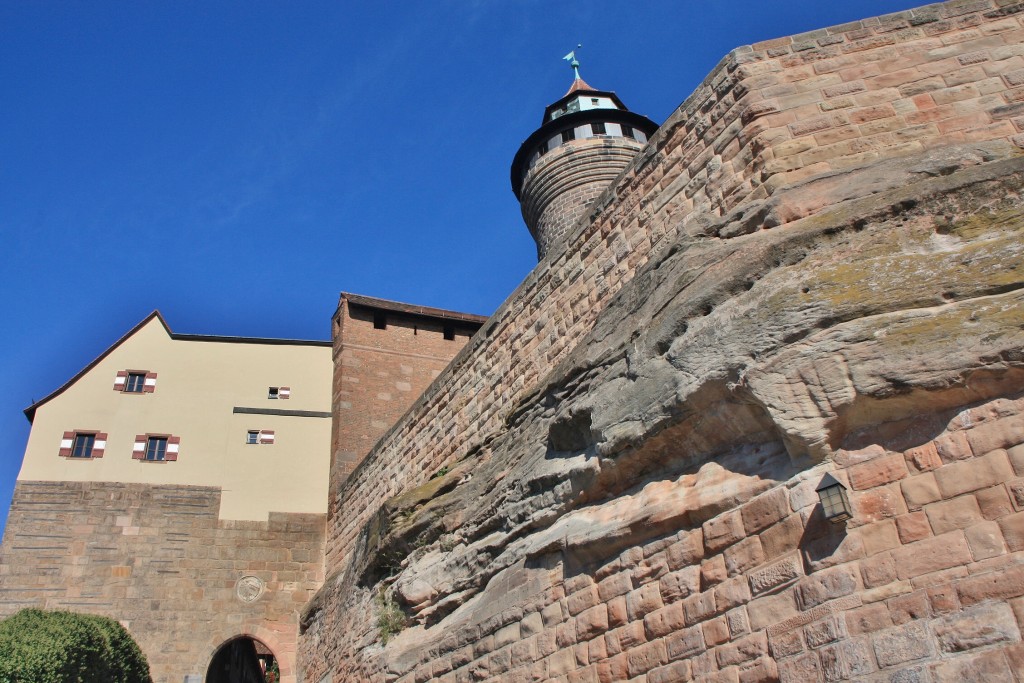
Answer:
[
  {"xmin": 0, "ymin": 481, "xmax": 324, "ymax": 683},
  {"xmin": 324, "ymin": 0, "xmax": 1024, "ymax": 574}
]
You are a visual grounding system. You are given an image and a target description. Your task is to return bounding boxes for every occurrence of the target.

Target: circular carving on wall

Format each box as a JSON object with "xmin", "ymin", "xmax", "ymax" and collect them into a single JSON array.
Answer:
[{"xmin": 235, "ymin": 575, "xmax": 265, "ymax": 603}]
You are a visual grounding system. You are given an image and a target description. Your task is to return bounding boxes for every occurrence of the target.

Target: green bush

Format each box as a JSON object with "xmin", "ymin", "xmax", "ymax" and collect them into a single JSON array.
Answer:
[{"xmin": 0, "ymin": 609, "xmax": 152, "ymax": 683}]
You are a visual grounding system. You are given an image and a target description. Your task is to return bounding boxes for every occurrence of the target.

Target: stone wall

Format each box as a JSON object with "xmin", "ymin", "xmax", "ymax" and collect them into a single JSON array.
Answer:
[
  {"xmin": 322, "ymin": 0, "xmax": 1024, "ymax": 583},
  {"xmin": 329, "ymin": 296, "xmax": 482, "ymax": 518},
  {"xmin": 0, "ymin": 481, "xmax": 324, "ymax": 683},
  {"xmin": 303, "ymin": 1, "xmax": 1024, "ymax": 681}
]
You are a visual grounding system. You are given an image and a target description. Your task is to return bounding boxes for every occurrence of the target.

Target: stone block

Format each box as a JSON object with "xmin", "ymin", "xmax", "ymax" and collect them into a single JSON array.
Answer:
[
  {"xmin": 625, "ymin": 638, "xmax": 668, "ymax": 677},
  {"xmin": 660, "ymin": 566, "xmax": 700, "ymax": 604},
  {"xmin": 741, "ymin": 487, "xmax": 791, "ymax": 535},
  {"xmin": 932, "ymin": 601, "xmax": 1020, "ymax": 653},
  {"xmin": 643, "ymin": 602, "xmax": 685, "ymax": 640},
  {"xmin": 934, "ymin": 449, "xmax": 1014, "ymax": 498},
  {"xmin": 925, "ymin": 494, "xmax": 983, "ymax": 534},
  {"xmin": 965, "ymin": 415, "xmax": 1024, "ymax": 455},
  {"xmin": 804, "ymin": 615, "xmax": 846, "ymax": 648},
  {"xmin": 647, "ymin": 660, "xmax": 692, "ymax": 683},
  {"xmin": 892, "ymin": 531, "xmax": 972, "ymax": 580},
  {"xmin": 797, "ymin": 564, "xmax": 860, "ymax": 610},
  {"xmin": 901, "ymin": 473, "xmax": 942, "ymax": 511},
  {"xmin": 759, "ymin": 514, "xmax": 804, "ymax": 560},
  {"xmin": 847, "ymin": 602, "xmax": 895, "ymax": 635},
  {"xmin": 904, "ymin": 442, "xmax": 942, "ymax": 472},
  {"xmin": 737, "ymin": 657, "xmax": 778, "ymax": 683},
  {"xmin": 998, "ymin": 510, "xmax": 1024, "ymax": 551},
  {"xmin": 703, "ymin": 614, "xmax": 730, "ymax": 647},
  {"xmin": 702, "ymin": 555, "xmax": 728, "ymax": 589},
  {"xmin": 934, "ymin": 431, "xmax": 973, "ymax": 461},
  {"xmin": 896, "ymin": 512, "xmax": 931, "ymax": 544},
  {"xmin": 853, "ymin": 484, "xmax": 908, "ymax": 523},
  {"xmin": 748, "ymin": 554, "xmax": 803, "ymax": 596},
  {"xmin": 956, "ymin": 562, "xmax": 1024, "ymax": 606},
  {"xmin": 597, "ymin": 572, "xmax": 632, "ymax": 602},
  {"xmin": 665, "ymin": 625, "xmax": 704, "ymax": 661},
  {"xmin": 683, "ymin": 590, "xmax": 716, "ymax": 626},
  {"xmin": 975, "ymin": 484, "xmax": 1014, "ymax": 519},
  {"xmin": 964, "ymin": 520, "xmax": 1007, "ymax": 560},
  {"xmin": 928, "ymin": 649, "xmax": 1015, "ymax": 682},
  {"xmin": 1008, "ymin": 443, "xmax": 1024, "ymax": 475},
  {"xmin": 724, "ymin": 536, "xmax": 765, "ymax": 577},
  {"xmin": 858, "ymin": 519, "xmax": 900, "ymax": 555},
  {"xmin": 575, "ymin": 604, "xmax": 609, "ymax": 642},
  {"xmin": 872, "ymin": 620, "xmax": 932, "ymax": 668},
  {"xmin": 747, "ymin": 590, "xmax": 799, "ymax": 632},
  {"xmin": 626, "ymin": 582, "xmax": 664, "ymax": 622},
  {"xmin": 860, "ymin": 551, "xmax": 897, "ymax": 589},
  {"xmin": 778, "ymin": 652, "xmax": 819, "ymax": 683},
  {"xmin": 888, "ymin": 589, "xmax": 931, "ymax": 626},
  {"xmin": 848, "ymin": 452, "xmax": 910, "ymax": 490},
  {"xmin": 704, "ymin": 512, "xmax": 745, "ymax": 553},
  {"xmin": 769, "ymin": 628, "xmax": 805, "ymax": 659},
  {"xmin": 666, "ymin": 530, "xmax": 705, "ymax": 571},
  {"xmin": 717, "ymin": 632, "xmax": 768, "ymax": 668},
  {"xmin": 817, "ymin": 636, "xmax": 876, "ymax": 680}
]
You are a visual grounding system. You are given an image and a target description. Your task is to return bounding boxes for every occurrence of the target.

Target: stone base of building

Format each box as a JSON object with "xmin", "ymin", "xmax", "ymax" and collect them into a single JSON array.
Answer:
[{"xmin": 0, "ymin": 481, "xmax": 324, "ymax": 683}]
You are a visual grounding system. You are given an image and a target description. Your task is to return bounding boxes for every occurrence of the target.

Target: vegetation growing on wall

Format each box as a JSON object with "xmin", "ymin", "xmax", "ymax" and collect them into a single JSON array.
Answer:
[{"xmin": 0, "ymin": 609, "xmax": 152, "ymax": 683}]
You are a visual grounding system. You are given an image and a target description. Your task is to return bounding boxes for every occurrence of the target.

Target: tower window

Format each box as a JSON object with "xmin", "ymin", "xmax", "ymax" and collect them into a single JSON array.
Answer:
[
  {"xmin": 374, "ymin": 312, "xmax": 387, "ymax": 329},
  {"xmin": 443, "ymin": 325, "xmax": 455, "ymax": 341},
  {"xmin": 621, "ymin": 124, "xmax": 635, "ymax": 140},
  {"xmin": 591, "ymin": 98, "xmax": 599, "ymax": 105},
  {"xmin": 561, "ymin": 128, "xmax": 575, "ymax": 143},
  {"xmin": 538, "ymin": 141, "xmax": 548, "ymax": 156},
  {"xmin": 591, "ymin": 122, "xmax": 606, "ymax": 135}
]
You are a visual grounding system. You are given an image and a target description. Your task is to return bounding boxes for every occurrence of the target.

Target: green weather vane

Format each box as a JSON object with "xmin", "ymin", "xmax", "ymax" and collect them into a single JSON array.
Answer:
[{"xmin": 563, "ymin": 43, "xmax": 583, "ymax": 80}]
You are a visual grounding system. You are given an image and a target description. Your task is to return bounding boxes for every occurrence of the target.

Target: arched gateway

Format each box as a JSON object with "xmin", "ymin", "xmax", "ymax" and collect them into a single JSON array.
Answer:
[{"xmin": 206, "ymin": 636, "xmax": 279, "ymax": 683}]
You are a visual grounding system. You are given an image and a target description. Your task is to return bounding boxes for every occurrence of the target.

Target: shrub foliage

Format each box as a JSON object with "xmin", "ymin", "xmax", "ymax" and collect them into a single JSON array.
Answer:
[{"xmin": 0, "ymin": 609, "xmax": 152, "ymax": 683}]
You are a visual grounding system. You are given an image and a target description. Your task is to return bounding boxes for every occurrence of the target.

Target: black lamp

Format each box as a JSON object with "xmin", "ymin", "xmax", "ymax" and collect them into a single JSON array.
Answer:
[{"xmin": 816, "ymin": 473, "xmax": 852, "ymax": 524}]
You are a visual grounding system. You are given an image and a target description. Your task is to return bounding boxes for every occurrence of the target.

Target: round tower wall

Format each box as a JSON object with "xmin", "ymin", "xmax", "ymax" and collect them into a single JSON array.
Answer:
[{"xmin": 520, "ymin": 135, "xmax": 646, "ymax": 259}]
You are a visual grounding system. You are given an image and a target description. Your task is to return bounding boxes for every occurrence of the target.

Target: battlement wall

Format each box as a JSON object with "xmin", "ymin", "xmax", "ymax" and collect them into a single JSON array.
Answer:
[{"xmin": 324, "ymin": 0, "xmax": 1024, "ymax": 572}]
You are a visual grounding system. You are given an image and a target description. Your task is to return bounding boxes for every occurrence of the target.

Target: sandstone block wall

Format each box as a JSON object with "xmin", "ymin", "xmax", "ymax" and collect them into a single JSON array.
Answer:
[
  {"xmin": 303, "ymin": 1, "xmax": 1024, "ymax": 681},
  {"xmin": 0, "ymin": 481, "xmax": 324, "ymax": 683},
  {"xmin": 520, "ymin": 138, "xmax": 647, "ymax": 259},
  {"xmin": 329, "ymin": 296, "xmax": 482, "ymax": 518},
  {"xmin": 322, "ymin": 0, "xmax": 1024, "ymax": 578}
]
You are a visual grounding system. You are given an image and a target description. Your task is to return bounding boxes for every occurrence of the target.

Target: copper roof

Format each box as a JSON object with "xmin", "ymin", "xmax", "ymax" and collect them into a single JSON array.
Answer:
[{"xmin": 565, "ymin": 77, "xmax": 598, "ymax": 96}]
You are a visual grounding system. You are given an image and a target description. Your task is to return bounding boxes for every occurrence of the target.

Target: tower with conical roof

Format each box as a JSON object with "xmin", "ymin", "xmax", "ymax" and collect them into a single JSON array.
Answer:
[{"xmin": 511, "ymin": 54, "xmax": 659, "ymax": 259}]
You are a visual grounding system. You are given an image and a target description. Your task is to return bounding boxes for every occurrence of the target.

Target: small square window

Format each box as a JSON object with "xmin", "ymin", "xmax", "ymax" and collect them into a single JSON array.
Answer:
[
  {"xmin": 621, "ymin": 124, "xmax": 635, "ymax": 140},
  {"xmin": 443, "ymin": 325, "xmax": 455, "ymax": 341},
  {"xmin": 124, "ymin": 373, "xmax": 146, "ymax": 393},
  {"xmin": 373, "ymin": 312, "xmax": 387, "ymax": 330},
  {"xmin": 247, "ymin": 431, "xmax": 260, "ymax": 445},
  {"xmin": 268, "ymin": 387, "xmax": 279, "ymax": 399},
  {"xmin": 538, "ymin": 141, "xmax": 548, "ymax": 156},
  {"xmin": 591, "ymin": 122, "xmax": 606, "ymax": 135},
  {"xmin": 72, "ymin": 433, "xmax": 95, "ymax": 458},
  {"xmin": 146, "ymin": 437, "xmax": 167, "ymax": 461},
  {"xmin": 561, "ymin": 129, "xmax": 575, "ymax": 143}
]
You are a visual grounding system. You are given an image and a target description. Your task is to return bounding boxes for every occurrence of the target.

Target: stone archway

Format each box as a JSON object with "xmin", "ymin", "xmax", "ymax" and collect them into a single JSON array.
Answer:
[{"xmin": 206, "ymin": 635, "xmax": 279, "ymax": 683}]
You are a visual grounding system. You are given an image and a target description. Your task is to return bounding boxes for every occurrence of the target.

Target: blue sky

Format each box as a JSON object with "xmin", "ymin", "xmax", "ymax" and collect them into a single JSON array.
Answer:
[{"xmin": 0, "ymin": 0, "xmax": 926, "ymax": 533}]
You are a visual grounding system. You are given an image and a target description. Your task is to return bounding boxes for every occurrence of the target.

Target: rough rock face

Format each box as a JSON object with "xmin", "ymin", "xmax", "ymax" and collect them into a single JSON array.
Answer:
[{"xmin": 300, "ymin": 2, "xmax": 1024, "ymax": 681}]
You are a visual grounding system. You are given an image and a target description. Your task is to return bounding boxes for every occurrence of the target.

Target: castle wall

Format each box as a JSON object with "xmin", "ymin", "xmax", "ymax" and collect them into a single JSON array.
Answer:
[
  {"xmin": 0, "ymin": 481, "xmax": 324, "ymax": 683},
  {"xmin": 303, "ymin": 1, "xmax": 1024, "ymax": 681},
  {"xmin": 322, "ymin": 0, "xmax": 1024, "ymax": 576},
  {"xmin": 328, "ymin": 296, "xmax": 482, "ymax": 517}
]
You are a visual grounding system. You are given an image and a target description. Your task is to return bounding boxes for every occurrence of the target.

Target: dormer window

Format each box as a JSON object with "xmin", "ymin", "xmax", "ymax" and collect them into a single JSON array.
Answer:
[
  {"xmin": 591, "ymin": 98, "xmax": 599, "ymax": 105},
  {"xmin": 591, "ymin": 122, "xmax": 606, "ymax": 136},
  {"xmin": 562, "ymin": 129, "xmax": 575, "ymax": 143},
  {"xmin": 621, "ymin": 124, "xmax": 635, "ymax": 140}
]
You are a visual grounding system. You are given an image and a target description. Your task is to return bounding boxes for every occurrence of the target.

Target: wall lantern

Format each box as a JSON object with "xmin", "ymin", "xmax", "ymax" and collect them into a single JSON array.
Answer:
[{"xmin": 816, "ymin": 473, "xmax": 852, "ymax": 524}]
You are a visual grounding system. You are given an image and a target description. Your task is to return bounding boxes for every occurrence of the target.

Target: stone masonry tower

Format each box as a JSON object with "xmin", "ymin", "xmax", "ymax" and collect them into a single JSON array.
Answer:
[{"xmin": 511, "ymin": 59, "xmax": 658, "ymax": 259}]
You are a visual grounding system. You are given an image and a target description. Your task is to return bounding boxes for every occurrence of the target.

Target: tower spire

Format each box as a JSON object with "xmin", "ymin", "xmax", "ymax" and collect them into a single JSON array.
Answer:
[{"xmin": 563, "ymin": 44, "xmax": 583, "ymax": 81}]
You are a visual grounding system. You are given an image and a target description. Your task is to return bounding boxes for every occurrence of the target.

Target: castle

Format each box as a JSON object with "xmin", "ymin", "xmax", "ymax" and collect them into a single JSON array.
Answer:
[{"xmin": 5, "ymin": 1, "xmax": 1024, "ymax": 681}]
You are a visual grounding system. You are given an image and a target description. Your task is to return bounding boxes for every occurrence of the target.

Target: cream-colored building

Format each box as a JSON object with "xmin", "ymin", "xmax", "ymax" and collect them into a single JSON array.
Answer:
[{"xmin": 20, "ymin": 311, "xmax": 332, "ymax": 521}]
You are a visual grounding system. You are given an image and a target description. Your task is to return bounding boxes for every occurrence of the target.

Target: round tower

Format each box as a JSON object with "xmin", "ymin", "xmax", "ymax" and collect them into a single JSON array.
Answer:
[{"xmin": 511, "ymin": 63, "xmax": 659, "ymax": 260}]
